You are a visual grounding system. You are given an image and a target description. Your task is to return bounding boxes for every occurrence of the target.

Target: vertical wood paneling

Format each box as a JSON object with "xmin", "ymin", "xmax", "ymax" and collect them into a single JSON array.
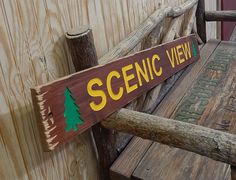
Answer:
[
  {"xmin": 0, "ymin": 0, "xmax": 217, "ymax": 179},
  {"xmin": 0, "ymin": 1, "xmax": 29, "ymax": 179}
]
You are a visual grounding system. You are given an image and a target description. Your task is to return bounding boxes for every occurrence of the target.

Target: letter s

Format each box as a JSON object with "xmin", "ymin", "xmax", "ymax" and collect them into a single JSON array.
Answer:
[{"xmin": 87, "ymin": 78, "xmax": 107, "ymax": 111}]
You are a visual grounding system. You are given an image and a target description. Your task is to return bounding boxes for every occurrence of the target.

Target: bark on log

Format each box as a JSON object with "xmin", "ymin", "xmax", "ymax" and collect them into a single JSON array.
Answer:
[
  {"xmin": 205, "ymin": 11, "xmax": 236, "ymax": 22},
  {"xmin": 66, "ymin": 26, "xmax": 98, "ymax": 70},
  {"xmin": 102, "ymin": 108, "xmax": 236, "ymax": 166}
]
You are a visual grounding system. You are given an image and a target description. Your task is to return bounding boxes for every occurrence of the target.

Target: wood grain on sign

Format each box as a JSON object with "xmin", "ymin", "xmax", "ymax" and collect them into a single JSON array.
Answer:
[{"xmin": 31, "ymin": 35, "xmax": 199, "ymax": 151}]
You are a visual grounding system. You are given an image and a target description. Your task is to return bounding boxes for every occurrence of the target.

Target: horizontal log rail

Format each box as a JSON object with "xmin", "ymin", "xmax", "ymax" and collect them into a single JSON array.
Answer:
[
  {"xmin": 205, "ymin": 11, "xmax": 236, "ymax": 22},
  {"xmin": 102, "ymin": 108, "xmax": 236, "ymax": 166}
]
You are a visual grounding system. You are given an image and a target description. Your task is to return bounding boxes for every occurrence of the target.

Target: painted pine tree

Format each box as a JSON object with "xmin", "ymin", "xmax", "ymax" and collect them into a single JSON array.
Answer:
[
  {"xmin": 64, "ymin": 87, "xmax": 83, "ymax": 132},
  {"xmin": 192, "ymin": 42, "xmax": 197, "ymax": 58}
]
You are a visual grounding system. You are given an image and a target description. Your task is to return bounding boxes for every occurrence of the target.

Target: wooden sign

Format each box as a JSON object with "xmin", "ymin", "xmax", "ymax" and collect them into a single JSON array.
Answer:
[{"xmin": 31, "ymin": 35, "xmax": 200, "ymax": 151}]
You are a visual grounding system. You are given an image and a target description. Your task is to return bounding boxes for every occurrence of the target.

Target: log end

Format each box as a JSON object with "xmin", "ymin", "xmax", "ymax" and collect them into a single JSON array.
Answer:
[{"xmin": 66, "ymin": 25, "xmax": 90, "ymax": 39}]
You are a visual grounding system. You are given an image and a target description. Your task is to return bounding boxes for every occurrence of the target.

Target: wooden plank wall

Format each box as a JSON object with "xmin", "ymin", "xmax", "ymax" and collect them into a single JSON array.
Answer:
[{"xmin": 0, "ymin": 0, "xmax": 215, "ymax": 179}]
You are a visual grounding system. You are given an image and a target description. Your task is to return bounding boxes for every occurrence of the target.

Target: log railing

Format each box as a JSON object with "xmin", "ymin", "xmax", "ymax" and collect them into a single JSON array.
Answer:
[
  {"xmin": 65, "ymin": 0, "xmax": 236, "ymax": 179},
  {"xmin": 102, "ymin": 109, "xmax": 236, "ymax": 166},
  {"xmin": 205, "ymin": 11, "xmax": 236, "ymax": 22}
]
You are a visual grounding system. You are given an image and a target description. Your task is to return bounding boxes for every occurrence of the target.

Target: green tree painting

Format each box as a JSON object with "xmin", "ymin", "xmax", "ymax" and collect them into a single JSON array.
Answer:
[
  {"xmin": 64, "ymin": 87, "xmax": 84, "ymax": 132},
  {"xmin": 192, "ymin": 42, "xmax": 197, "ymax": 58}
]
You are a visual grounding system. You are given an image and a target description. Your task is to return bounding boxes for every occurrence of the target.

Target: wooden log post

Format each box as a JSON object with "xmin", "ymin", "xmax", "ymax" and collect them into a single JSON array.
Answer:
[
  {"xmin": 196, "ymin": 0, "xmax": 206, "ymax": 43},
  {"xmin": 66, "ymin": 26, "xmax": 98, "ymax": 70},
  {"xmin": 102, "ymin": 108, "xmax": 236, "ymax": 166},
  {"xmin": 66, "ymin": 27, "xmax": 104, "ymax": 178},
  {"xmin": 66, "ymin": 26, "xmax": 130, "ymax": 180}
]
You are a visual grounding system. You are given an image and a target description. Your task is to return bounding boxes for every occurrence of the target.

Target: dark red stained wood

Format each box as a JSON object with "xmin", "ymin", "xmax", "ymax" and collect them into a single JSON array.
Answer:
[{"xmin": 31, "ymin": 35, "xmax": 199, "ymax": 151}]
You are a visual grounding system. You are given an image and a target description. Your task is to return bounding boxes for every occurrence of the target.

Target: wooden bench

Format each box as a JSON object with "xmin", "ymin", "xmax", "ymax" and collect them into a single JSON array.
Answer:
[{"xmin": 110, "ymin": 37, "xmax": 236, "ymax": 179}]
